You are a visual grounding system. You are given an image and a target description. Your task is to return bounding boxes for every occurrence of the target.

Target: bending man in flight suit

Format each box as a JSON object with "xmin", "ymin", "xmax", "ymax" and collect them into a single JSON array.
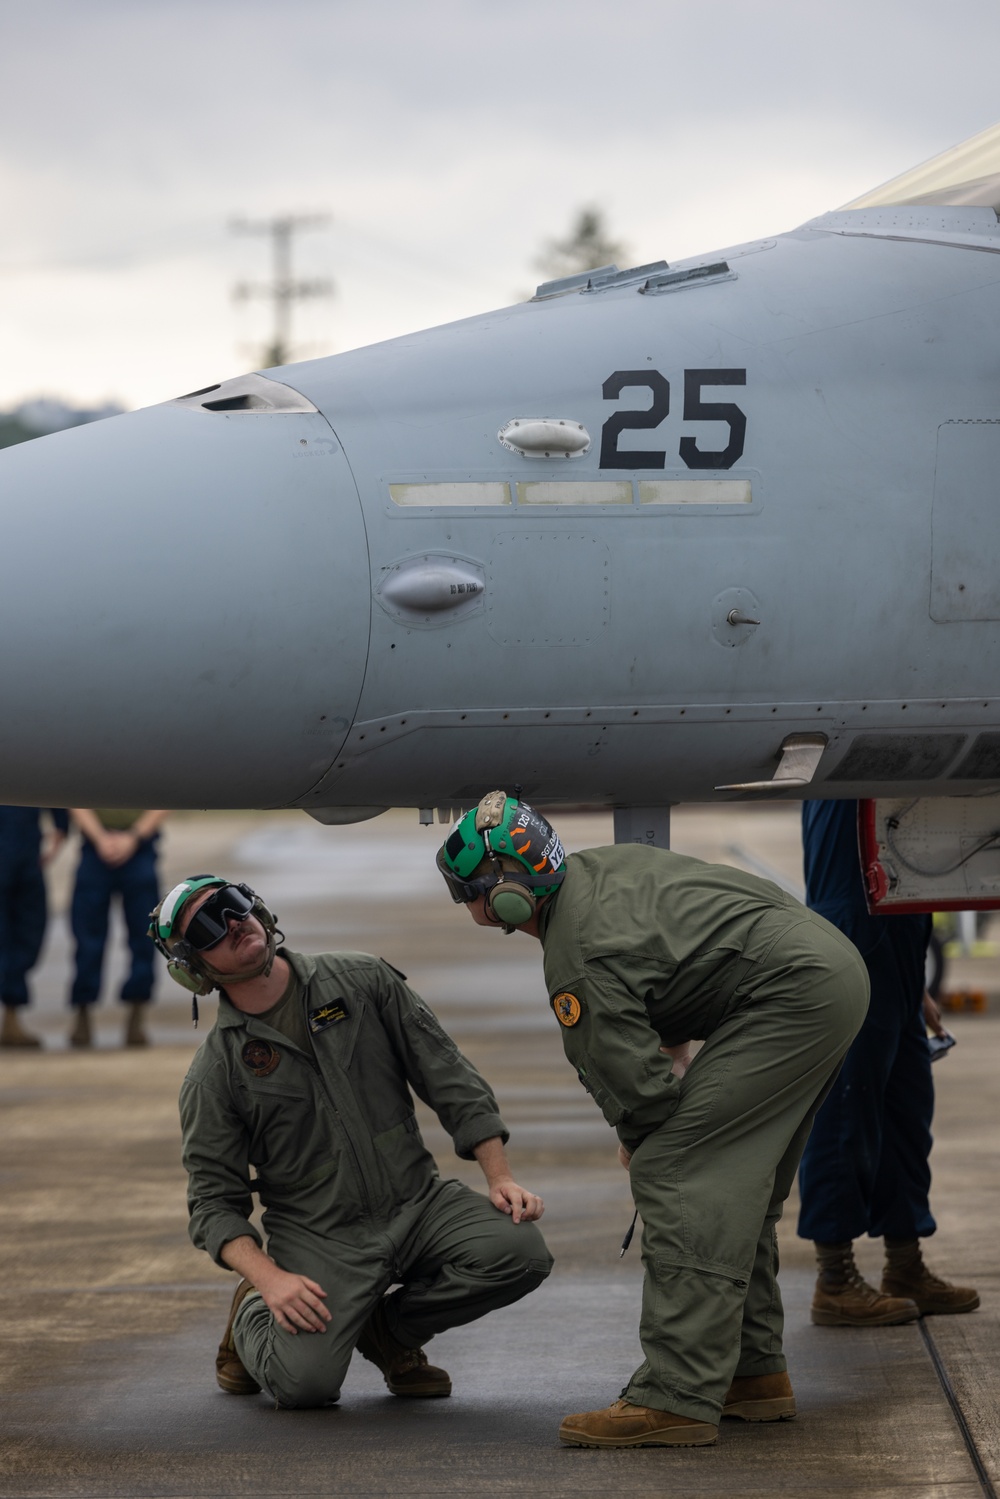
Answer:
[
  {"xmin": 438, "ymin": 792, "xmax": 870, "ymax": 1449},
  {"xmin": 161, "ymin": 875, "xmax": 551, "ymax": 1410}
]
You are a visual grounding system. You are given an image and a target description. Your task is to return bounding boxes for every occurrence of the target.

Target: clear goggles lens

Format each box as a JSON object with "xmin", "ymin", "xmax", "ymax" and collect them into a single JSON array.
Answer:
[
  {"xmin": 183, "ymin": 885, "xmax": 255, "ymax": 951},
  {"xmin": 435, "ymin": 848, "xmax": 497, "ymax": 904}
]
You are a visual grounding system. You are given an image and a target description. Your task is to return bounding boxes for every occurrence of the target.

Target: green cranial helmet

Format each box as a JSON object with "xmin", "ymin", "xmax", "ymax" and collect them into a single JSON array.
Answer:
[
  {"xmin": 437, "ymin": 791, "xmax": 566, "ymax": 928},
  {"xmin": 147, "ymin": 875, "xmax": 282, "ymax": 1022},
  {"xmin": 151, "ymin": 875, "xmax": 228, "ymax": 948}
]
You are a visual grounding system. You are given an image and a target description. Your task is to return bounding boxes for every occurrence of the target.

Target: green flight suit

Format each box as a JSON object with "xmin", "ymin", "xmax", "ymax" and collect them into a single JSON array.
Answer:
[
  {"xmin": 539, "ymin": 845, "xmax": 869, "ymax": 1425},
  {"xmin": 179, "ymin": 949, "xmax": 552, "ymax": 1408}
]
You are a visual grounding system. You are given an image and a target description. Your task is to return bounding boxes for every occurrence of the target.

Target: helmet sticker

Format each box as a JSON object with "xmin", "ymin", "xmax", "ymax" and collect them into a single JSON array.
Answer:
[{"xmin": 157, "ymin": 881, "xmax": 195, "ymax": 938}]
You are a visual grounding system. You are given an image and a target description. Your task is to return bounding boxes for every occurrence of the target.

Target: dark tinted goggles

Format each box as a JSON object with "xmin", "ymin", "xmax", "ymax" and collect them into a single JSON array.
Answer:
[{"xmin": 183, "ymin": 884, "xmax": 255, "ymax": 951}]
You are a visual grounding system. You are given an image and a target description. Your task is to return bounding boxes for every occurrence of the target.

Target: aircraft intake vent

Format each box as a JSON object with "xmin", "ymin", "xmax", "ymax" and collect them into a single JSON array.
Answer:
[
  {"xmin": 169, "ymin": 372, "xmax": 318, "ymax": 414},
  {"xmin": 641, "ymin": 262, "xmax": 734, "ymax": 296}
]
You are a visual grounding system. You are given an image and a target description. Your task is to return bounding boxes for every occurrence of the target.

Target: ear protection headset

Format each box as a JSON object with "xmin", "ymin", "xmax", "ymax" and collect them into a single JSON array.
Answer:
[
  {"xmin": 148, "ymin": 875, "xmax": 282, "ymax": 1021},
  {"xmin": 482, "ymin": 828, "xmax": 540, "ymax": 929}
]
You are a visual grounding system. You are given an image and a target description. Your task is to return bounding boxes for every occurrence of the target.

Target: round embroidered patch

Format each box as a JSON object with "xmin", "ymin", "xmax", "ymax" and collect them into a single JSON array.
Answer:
[
  {"xmin": 552, "ymin": 992, "xmax": 582, "ymax": 1027},
  {"xmin": 242, "ymin": 1039, "xmax": 280, "ymax": 1076}
]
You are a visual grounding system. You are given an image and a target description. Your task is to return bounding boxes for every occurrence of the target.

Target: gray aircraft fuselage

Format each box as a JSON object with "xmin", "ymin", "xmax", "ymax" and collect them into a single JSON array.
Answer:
[{"xmin": 2, "ymin": 202, "xmax": 999, "ymax": 815}]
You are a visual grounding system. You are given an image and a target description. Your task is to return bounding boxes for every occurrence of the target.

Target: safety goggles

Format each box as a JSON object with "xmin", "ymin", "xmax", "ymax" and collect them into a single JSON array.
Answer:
[
  {"xmin": 182, "ymin": 884, "xmax": 255, "ymax": 951},
  {"xmin": 435, "ymin": 847, "xmax": 557, "ymax": 904},
  {"xmin": 435, "ymin": 847, "xmax": 493, "ymax": 903}
]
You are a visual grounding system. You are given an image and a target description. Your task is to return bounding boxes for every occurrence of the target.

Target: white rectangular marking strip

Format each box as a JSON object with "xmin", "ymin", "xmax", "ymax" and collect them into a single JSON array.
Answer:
[
  {"xmin": 389, "ymin": 483, "xmax": 512, "ymax": 507},
  {"xmin": 516, "ymin": 481, "xmax": 633, "ymax": 505},
  {"xmin": 639, "ymin": 479, "xmax": 752, "ymax": 505}
]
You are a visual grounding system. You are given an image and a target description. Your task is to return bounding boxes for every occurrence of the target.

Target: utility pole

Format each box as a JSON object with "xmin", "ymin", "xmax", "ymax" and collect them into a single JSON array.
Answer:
[{"xmin": 231, "ymin": 213, "xmax": 334, "ymax": 368}]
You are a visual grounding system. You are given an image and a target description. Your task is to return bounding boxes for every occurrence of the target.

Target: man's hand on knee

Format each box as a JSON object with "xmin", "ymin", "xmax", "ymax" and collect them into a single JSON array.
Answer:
[
  {"xmin": 256, "ymin": 1266, "xmax": 331, "ymax": 1335},
  {"xmin": 221, "ymin": 1236, "xmax": 331, "ymax": 1335},
  {"xmin": 472, "ymin": 1136, "xmax": 545, "ymax": 1223},
  {"xmin": 487, "ymin": 1178, "xmax": 545, "ymax": 1224}
]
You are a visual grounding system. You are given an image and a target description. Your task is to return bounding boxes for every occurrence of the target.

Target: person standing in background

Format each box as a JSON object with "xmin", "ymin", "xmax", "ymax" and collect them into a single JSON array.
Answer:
[
  {"xmin": 797, "ymin": 799, "xmax": 979, "ymax": 1324},
  {"xmin": 68, "ymin": 808, "xmax": 169, "ymax": 1049},
  {"xmin": 0, "ymin": 807, "xmax": 68, "ymax": 1048}
]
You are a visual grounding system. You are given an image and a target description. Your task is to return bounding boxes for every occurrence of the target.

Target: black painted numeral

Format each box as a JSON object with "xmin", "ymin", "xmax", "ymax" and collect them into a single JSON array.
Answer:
[
  {"xmin": 599, "ymin": 371, "xmax": 670, "ymax": 469},
  {"xmin": 678, "ymin": 369, "xmax": 747, "ymax": 470}
]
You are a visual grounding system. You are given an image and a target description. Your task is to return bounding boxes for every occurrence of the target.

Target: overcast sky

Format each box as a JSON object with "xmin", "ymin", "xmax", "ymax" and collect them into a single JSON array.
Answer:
[{"xmin": 2, "ymin": 0, "xmax": 999, "ymax": 410}]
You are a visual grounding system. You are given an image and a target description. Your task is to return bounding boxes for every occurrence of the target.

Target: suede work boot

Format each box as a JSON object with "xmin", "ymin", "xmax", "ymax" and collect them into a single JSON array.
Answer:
[
  {"xmin": 355, "ymin": 1298, "xmax": 451, "ymax": 1398},
  {"xmin": 69, "ymin": 1008, "xmax": 92, "ymax": 1049},
  {"xmin": 0, "ymin": 1006, "xmax": 42, "ymax": 1049},
  {"xmin": 559, "ymin": 1399, "xmax": 718, "ymax": 1448},
  {"xmin": 124, "ymin": 1003, "xmax": 150, "ymax": 1048},
  {"xmin": 723, "ymin": 1371, "xmax": 797, "ymax": 1421},
  {"xmin": 882, "ymin": 1239, "xmax": 980, "ymax": 1316},
  {"xmin": 811, "ymin": 1240, "xmax": 919, "ymax": 1327},
  {"xmin": 216, "ymin": 1279, "xmax": 261, "ymax": 1395}
]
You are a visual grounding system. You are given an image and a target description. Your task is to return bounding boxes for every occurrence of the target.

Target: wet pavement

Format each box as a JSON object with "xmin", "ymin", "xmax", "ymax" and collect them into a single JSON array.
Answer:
[{"xmin": 2, "ymin": 805, "xmax": 999, "ymax": 1497}]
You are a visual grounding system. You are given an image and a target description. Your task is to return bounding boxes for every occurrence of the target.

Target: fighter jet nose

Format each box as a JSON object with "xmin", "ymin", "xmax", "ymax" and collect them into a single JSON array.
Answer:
[{"xmin": 0, "ymin": 378, "xmax": 370, "ymax": 808}]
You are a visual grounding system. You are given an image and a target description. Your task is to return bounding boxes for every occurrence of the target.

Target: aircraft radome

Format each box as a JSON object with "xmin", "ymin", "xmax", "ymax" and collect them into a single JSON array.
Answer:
[{"xmin": 3, "ymin": 122, "xmax": 1000, "ymax": 852}]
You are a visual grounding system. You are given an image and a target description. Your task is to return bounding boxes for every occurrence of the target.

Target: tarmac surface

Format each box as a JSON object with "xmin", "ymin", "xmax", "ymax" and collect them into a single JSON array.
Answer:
[{"xmin": 2, "ymin": 804, "xmax": 999, "ymax": 1499}]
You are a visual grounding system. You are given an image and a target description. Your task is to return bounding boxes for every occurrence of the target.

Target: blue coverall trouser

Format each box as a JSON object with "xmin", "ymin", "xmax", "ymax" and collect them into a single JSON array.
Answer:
[
  {"xmin": 0, "ymin": 844, "xmax": 47, "ymax": 1007},
  {"xmin": 797, "ymin": 911, "xmax": 935, "ymax": 1243},
  {"xmin": 70, "ymin": 838, "xmax": 159, "ymax": 1007}
]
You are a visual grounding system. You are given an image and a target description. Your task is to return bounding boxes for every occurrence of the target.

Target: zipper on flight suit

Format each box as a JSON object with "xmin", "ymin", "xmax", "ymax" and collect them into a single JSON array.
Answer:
[
  {"xmin": 246, "ymin": 986, "xmax": 379, "ymax": 1223},
  {"xmin": 298, "ymin": 985, "xmax": 378, "ymax": 1223}
]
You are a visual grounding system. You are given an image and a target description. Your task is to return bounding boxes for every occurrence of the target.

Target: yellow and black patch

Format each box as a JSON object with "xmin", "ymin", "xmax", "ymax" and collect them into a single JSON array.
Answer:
[
  {"xmin": 242, "ymin": 1039, "xmax": 280, "ymax": 1076},
  {"xmin": 308, "ymin": 1002, "xmax": 349, "ymax": 1034},
  {"xmin": 552, "ymin": 991, "xmax": 582, "ymax": 1027}
]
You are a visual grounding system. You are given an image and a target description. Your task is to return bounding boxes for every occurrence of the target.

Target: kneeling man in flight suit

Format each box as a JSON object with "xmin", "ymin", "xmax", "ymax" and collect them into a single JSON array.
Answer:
[
  {"xmin": 438, "ymin": 792, "xmax": 870, "ymax": 1449},
  {"xmin": 157, "ymin": 874, "xmax": 551, "ymax": 1409}
]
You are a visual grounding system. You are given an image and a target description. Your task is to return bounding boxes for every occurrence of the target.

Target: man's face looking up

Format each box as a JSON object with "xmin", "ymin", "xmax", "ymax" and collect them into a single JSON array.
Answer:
[{"xmin": 176, "ymin": 887, "xmax": 269, "ymax": 977}]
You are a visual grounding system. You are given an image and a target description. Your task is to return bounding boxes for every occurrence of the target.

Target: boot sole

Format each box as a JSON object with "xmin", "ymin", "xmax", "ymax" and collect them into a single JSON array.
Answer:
[
  {"xmin": 559, "ymin": 1425, "xmax": 717, "ymax": 1448},
  {"xmin": 723, "ymin": 1398, "xmax": 797, "ymax": 1421},
  {"xmin": 811, "ymin": 1306, "xmax": 920, "ymax": 1327},
  {"xmin": 911, "ymin": 1298, "xmax": 981, "ymax": 1316},
  {"xmin": 387, "ymin": 1381, "xmax": 452, "ymax": 1398}
]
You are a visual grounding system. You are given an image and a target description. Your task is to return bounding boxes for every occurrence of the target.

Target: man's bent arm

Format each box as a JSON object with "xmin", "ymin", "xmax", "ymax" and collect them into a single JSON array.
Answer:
[
  {"xmin": 220, "ymin": 1235, "xmax": 331, "ymax": 1336},
  {"xmin": 472, "ymin": 1136, "xmax": 544, "ymax": 1224}
]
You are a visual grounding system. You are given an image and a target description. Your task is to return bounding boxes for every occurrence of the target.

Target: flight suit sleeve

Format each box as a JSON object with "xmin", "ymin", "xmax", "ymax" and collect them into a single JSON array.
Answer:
[
  {"xmin": 179, "ymin": 1067, "xmax": 263, "ymax": 1268},
  {"xmin": 561, "ymin": 959, "xmax": 682, "ymax": 1154},
  {"xmin": 372, "ymin": 960, "xmax": 509, "ymax": 1160}
]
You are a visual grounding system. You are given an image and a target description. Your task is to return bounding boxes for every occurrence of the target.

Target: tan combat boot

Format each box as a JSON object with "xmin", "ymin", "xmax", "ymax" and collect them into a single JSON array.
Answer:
[
  {"xmin": 69, "ymin": 1008, "xmax": 92, "ymax": 1049},
  {"xmin": 881, "ymin": 1239, "xmax": 980, "ymax": 1315},
  {"xmin": 559, "ymin": 1398, "xmax": 718, "ymax": 1448},
  {"xmin": 723, "ymin": 1371, "xmax": 797, "ymax": 1421},
  {"xmin": 0, "ymin": 1005, "xmax": 42, "ymax": 1049},
  {"xmin": 216, "ymin": 1278, "xmax": 262, "ymax": 1395},
  {"xmin": 123, "ymin": 1003, "xmax": 150, "ymax": 1048},
  {"xmin": 811, "ymin": 1240, "xmax": 919, "ymax": 1326},
  {"xmin": 355, "ymin": 1297, "xmax": 451, "ymax": 1397}
]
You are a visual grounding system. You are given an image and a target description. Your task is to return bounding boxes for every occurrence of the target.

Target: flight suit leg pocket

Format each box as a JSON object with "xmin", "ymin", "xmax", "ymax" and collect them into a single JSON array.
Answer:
[{"xmin": 628, "ymin": 1251, "xmax": 751, "ymax": 1421}]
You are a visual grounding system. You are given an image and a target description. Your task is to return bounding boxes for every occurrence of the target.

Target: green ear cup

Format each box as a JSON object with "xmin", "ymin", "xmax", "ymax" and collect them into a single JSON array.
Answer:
[
  {"xmin": 489, "ymin": 886, "xmax": 535, "ymax": 926},
  {"xmin": 167, "ymin": 959, "xmax": 212, "ymax": 996}
]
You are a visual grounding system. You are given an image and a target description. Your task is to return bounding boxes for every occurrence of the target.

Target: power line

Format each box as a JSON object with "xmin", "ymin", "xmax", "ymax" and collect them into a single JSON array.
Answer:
[{"xmin": 230, "ymin": 213, "xmax": 333, "ymax": 367}]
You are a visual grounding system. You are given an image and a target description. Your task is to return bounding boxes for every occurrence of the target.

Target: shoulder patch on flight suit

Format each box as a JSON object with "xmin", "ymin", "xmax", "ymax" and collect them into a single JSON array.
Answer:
[
  {"xmin": 308, "ymin": 1001, "xmax": 348, "ymax": 1033},
  {"xmin": 242, "ymin": 1039, "xmax": 280, "ymax": 1076},
  {"xmin": 552, "ymin": 991, "xmax": 582, "ymax": 1027}
]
